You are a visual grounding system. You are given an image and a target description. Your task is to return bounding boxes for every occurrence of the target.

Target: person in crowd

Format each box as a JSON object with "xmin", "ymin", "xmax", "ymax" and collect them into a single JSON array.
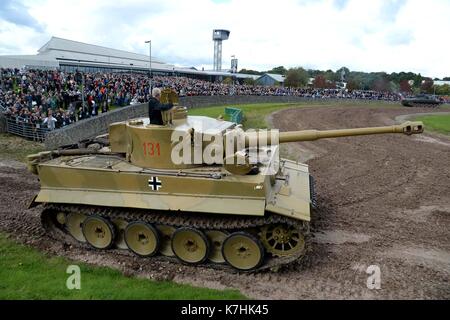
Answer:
[
  {"xmin": 42, "ymin": 109, "xmax": 57, "ymax": 130},
  {"xmin": 78, "ymin": 106, "xmax": 88, "ymax": 121},
  {"xmin": 148, "ymin": 87, "xmax": 174, "ymax": 125},
  {"xmin": 91, "ymin": 100, "xmax": 98, "ymax": 116}
]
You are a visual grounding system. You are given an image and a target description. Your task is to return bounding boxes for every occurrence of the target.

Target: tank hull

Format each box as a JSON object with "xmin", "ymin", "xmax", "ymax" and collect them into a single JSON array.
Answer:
[{"xmin": 33, "ymin": 154, "xmax": 312, "ymax": 222}]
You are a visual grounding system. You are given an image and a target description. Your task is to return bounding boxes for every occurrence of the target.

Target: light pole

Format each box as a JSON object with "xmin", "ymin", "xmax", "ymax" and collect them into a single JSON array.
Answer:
[{"xmin": 145, "ymin": 40, "xmax": 152, "ymax": 96}]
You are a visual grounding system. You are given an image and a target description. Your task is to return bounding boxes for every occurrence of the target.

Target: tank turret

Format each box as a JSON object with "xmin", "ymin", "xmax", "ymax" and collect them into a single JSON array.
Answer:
[{"xmin": 105, "ymin": 116, "xmax": 423, "ymax": 174}]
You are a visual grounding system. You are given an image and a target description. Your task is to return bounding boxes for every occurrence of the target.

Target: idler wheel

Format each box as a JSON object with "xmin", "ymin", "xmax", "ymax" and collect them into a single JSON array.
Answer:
[
  {"xmin": 125, "ymin": 222, "xmax": 160, "ymax": 257},
  {"xmin": 172, "ymin": 227, "xmax": 210, "ymax": 264},
  {"xmin": 222, "ymin": 232, "xmax": 264, "ymax": 271},
  {"xmin": 66, "ymin": 212, "xmax": 87, "ymax": 243},
  {"xmin": 82, "ymin": 216, "xmax": 116, "ymax": 249}
]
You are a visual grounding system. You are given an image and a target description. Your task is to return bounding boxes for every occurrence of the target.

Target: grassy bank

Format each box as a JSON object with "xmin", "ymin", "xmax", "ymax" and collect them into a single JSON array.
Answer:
[
  {"xmin": 0, "ymin": 233, "xmax": 246, "ymax": 300},
  {"xmin": 414, "ymin": 114, "xmax": 450, "ymax": 135}
]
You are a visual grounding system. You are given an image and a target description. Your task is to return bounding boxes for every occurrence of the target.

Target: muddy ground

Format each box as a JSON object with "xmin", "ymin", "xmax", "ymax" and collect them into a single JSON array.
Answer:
[{"xmin": 0, "ymin": 105, "xmax": 449, "ymax": 299}]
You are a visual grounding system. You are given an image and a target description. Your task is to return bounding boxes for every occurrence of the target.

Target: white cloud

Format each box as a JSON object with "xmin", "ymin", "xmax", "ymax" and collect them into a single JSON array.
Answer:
[{"xmin": 0, "ymin": 0, "xmax": 448, "ymax": 78}]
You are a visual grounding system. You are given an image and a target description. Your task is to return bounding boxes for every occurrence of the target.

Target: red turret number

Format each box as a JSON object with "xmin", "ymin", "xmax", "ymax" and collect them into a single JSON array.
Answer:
[{"xmin": 142, "ymin": 142, "xmax": 161, "ymax": 156}]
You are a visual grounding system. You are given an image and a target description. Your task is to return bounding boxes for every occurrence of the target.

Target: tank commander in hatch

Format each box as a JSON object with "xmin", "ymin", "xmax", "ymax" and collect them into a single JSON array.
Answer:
[{"xmin": 148, "ymin": 87, "xmax": 174, "ymax": 125}]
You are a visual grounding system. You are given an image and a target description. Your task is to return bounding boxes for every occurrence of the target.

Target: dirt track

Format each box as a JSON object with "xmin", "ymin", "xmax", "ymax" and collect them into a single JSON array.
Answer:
[{"xmin": 1, "ymin": 105, "xmax": 449, "ymax": 299}]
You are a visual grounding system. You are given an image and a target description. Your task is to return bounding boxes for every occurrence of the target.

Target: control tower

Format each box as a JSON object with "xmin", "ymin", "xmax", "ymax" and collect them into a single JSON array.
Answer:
[{"xmin": 212, "ymin": 29, "xmax": 230, "ymax": 71}]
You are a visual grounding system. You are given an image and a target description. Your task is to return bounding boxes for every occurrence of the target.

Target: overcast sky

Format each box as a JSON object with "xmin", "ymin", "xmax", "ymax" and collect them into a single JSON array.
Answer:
[{"xmin": 0, "ymin": 0, "xmax": 448, "ymax": 78}]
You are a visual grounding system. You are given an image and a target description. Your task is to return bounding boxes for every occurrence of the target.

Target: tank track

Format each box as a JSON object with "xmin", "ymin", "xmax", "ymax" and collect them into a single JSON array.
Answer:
[{"xmin": 41, "ymin": 203, "xmax": 311, "ymax": 273}]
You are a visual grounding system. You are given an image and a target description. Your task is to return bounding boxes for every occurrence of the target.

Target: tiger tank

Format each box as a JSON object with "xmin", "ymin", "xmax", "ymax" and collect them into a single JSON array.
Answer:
[{"xmin": 26, "ymin": 92, "xmax": 424, "ymax": 271}]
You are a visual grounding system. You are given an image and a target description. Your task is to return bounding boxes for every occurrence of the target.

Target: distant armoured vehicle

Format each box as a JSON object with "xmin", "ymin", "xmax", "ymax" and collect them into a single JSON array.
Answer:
[
  {"xmin": 401, "ymin": 94, "xmax": 443, "ymax": 108},
  {"xmin": 27, "ymin": 90, "xmax": 424, "ymax": 271}
]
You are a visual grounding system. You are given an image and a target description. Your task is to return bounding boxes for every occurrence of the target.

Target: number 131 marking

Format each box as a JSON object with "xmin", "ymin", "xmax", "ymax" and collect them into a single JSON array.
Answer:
[{"xmin": 142, "ymin": 142, "xmax": 161, "ymax": 156}]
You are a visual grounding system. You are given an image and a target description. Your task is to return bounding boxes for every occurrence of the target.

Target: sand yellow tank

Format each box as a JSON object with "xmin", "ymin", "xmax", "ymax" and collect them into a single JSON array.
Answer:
[{"xmin": 27, "ymin": 92, "xmax": 424, "ymax": 271}]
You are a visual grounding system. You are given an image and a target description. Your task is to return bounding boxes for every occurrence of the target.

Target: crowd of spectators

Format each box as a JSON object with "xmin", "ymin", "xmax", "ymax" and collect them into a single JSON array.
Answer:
[
  {"xmin": 153, "ymin": 75, "xmax": 401, "ymax": 101},
  {"xmin": 0, "ymin": 68, "xmax": 154, "ymax": 131},
  {"xmin": 1, "ymin": 68, "xmax": 404, "ymax": 134}
]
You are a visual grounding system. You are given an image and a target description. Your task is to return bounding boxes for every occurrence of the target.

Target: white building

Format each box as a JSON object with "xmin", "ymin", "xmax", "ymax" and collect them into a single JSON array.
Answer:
[{"xmin": 434, "ymin": 80, "xmax": 450, "ymax": 86}]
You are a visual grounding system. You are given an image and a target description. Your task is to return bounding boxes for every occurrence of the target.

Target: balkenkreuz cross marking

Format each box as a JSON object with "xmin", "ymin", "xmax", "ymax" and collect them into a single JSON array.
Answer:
[{"xmin": 148, "ymin": 176, "xmax": 162, "ymax": 191}]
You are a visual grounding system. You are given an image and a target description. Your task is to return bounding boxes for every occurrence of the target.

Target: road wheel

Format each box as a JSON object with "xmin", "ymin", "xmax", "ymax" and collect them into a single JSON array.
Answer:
[
  {"xmin": 125, "ymin": 222, "xmax": 160, "ymax": 257},
  {"xmin": 55, "ymin": 212, "xmax": 66, "ymax": 225},
  {"xmin": 172, "ymin": 227, "xmax": 209, "ymax": 264},
  {"xmin": 156, "ymin": 225, "xmax": 176, "ymax": 257},
  {"xmin": 66, "ymin": 212, "xmax": 86, "ymax": 242},
  {"xmin": 112, "ymin": 219, "xmax": 128, "ymax": 249},
  {"xmin": 206, "ymin": 230, "xmax": 228, "ymax": 263},
  {"xmin": 222, "ymin": 232, "xmax": 264, "ymax": 271},
  {"xmin": 82, "ymin": 216, "xmax": 115, "ymax": 249}
]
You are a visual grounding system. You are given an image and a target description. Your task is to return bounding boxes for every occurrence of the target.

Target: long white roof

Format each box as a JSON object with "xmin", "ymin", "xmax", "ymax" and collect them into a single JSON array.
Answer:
[{"xmin": 38, "ymin": 37, "xmax": 164, "ymax": 64}]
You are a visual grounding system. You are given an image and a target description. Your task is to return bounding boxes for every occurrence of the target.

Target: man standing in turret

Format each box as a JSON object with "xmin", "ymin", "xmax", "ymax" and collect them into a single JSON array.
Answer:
[{"xmin": 148, "ymin": 88, "xmax": 173, "ymax": 125}]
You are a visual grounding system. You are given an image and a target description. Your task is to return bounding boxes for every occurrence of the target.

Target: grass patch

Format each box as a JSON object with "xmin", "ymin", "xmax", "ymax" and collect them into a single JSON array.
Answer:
[
  {"xmin": 414, "ymin": 114, "xmax": 450, "ymax": 135},
  {"xmin": 188, "ymin": 100, "xmax": 399, "ymax": 129},
  {"xmin": 189, "ymin": 103, "xmax": 297, "ymax": 129},
  {"xmin": 0, "ymin": 233, "xmax": 246, "ymax": 300},
  {"xmin": 0, "ymin": 133, "xmax": 44, "ymax": 162}
]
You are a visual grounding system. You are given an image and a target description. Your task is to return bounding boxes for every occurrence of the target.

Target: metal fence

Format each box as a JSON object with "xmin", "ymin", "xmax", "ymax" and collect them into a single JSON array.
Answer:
[{"xmin": 4, "ymin": 117, "xmax": 50, "ymax": 142}]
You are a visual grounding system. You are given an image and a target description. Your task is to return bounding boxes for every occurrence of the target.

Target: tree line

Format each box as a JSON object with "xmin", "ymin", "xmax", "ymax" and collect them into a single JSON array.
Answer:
[{"xmin": 238, "ymin": 66, "xmax": 450, "ymax": 95}]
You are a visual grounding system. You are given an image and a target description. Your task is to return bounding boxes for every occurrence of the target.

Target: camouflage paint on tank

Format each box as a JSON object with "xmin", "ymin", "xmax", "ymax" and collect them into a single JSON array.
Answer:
[{"xmin": 33, "ymin": 153, "xmax": 312, "ymax": 220}]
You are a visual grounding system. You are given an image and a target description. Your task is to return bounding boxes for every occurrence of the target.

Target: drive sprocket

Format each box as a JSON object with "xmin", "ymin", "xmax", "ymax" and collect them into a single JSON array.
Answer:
[{"xmin": 259, "ymin": 223, "xmax": 306, "ymax": 257}]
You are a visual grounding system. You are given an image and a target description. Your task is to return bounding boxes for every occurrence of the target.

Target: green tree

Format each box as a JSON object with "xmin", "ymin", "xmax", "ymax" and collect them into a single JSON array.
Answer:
[
  {"xmin": 413, "ymin": 73, "xmax": 423, "ymax": 88},
  {"xmin": 223, "ymin": 77, "xmax": 233, "ymax": 85},
  {"xmin": 435, "ymin": 84, "xmax": 450, "ymax": 95},
  {"xmin": 346, "ymin": 79, "xmax": 361, "ymax": 91},
  {"xmin": 243, "ymin": 78, "xmax": 256, "ymax": 86},
  {"xmin": 389, "ymin": 81, "xmax": 399, "ymax": 93},
  {"xmin": 266, "ymin": 66, "xmax": 287, "ymax": 75},
  {"xmin": 238, "ymin": 69, "xmax": 262, "ymax": 75},
  {"xmin": 284, "ymin": 67, "xmax": 309, "ymax": 87},
  {"xmin": 324, "ymin": 69, "xmax": 338, "ymax": 82}
]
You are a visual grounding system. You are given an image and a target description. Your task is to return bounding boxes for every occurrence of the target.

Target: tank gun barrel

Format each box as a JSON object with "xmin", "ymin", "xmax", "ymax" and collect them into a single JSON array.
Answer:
[{"xmin": 278, "ymin": 121, "xmax": 423, "ymax": 143}]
